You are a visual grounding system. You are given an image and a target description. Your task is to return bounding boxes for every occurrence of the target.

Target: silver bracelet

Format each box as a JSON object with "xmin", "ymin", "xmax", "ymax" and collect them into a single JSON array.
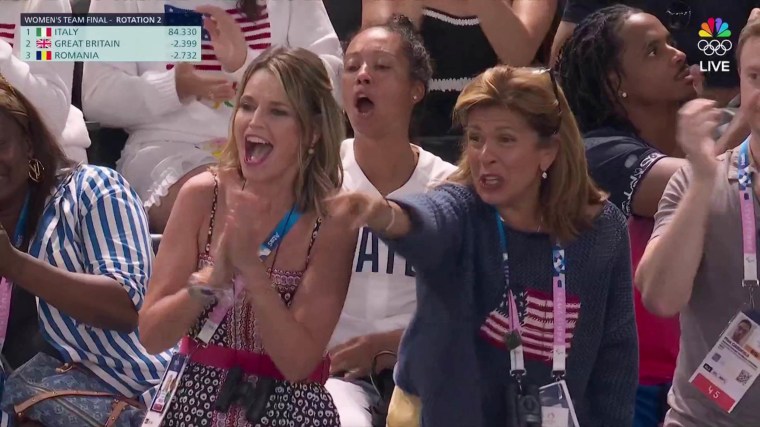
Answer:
[{"xmin": 383, "ymin": 199, "xmax": 396, "ymax": 233}]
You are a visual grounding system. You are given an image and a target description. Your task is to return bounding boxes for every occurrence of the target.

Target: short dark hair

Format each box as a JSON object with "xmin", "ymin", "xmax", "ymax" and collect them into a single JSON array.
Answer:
[
  {"xmin": 555, "ymin": 5, "xmax": 641, "ymax": 133},
  {"xmin": 353, "ymin": 14, "xmax": 433, "ymax": 92}
]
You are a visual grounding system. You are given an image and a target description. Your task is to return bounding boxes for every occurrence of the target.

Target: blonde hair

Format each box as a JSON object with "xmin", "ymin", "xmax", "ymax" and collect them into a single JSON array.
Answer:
[
  {"xmin": 218, "ymin": 47, "xmax": 346, "ymax": 216},
  {"xmin": 737, "ymin": 17, "xmax": 760, "ymax": 69},
  {"xmin": 449, "ymin": 65, "xmax": 606, "ymax": 243}
]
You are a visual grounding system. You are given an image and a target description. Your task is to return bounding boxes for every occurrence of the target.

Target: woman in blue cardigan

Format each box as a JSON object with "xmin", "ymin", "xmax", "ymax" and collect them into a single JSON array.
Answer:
[{"xmin": 330, "ymin": 65, "xmax": 638, "ymax": 426}]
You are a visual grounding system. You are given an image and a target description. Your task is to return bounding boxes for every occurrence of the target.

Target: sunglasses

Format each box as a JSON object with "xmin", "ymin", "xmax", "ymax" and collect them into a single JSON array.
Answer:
[
  {"xmin": 531, "ymin": 68, "xmax": 562, "ymax": 135},
  {"xmin": 666, "ymin": 0, "xmax": 692, "ymax": 31}
]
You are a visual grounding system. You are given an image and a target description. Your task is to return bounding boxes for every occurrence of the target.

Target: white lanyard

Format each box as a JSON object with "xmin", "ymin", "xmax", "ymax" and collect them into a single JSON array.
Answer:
[{"xmin": 738, "ymin": 140, "xmax": 759, "ymax": 308}]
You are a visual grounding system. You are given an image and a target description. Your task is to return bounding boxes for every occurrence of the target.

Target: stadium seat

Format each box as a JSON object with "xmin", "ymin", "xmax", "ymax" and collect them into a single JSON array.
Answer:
[
  {"xmin": 86, "ymin": 125, "xmax": 129, "ymax": 169},
  {"xmin": 151, "ymin": 234, "xmax": 162, "ymax": 256}
]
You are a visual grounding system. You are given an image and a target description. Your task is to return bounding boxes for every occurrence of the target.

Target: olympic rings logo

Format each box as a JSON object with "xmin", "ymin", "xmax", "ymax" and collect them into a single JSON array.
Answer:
[{"xmin": 697, "ymin": 39, "xmax": 733, "ymax": 56}]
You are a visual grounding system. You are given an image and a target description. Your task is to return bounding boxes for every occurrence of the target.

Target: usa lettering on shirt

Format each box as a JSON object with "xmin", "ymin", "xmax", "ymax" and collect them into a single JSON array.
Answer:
[{"xmin": 355, "ymin": 227, "xmax": 415, "ymax": 277}]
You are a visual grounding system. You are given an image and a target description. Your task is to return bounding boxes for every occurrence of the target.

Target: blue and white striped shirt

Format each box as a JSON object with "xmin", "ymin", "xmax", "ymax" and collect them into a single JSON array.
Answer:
[{"xmin": 27, "ymin": 165, "xmax": 170, "ymax": 403}]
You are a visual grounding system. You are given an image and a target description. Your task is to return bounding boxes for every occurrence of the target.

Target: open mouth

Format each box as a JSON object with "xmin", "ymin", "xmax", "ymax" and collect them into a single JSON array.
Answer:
[
  {"xmin": 479, "ymin": 174, "xmax": 503, "ymax": 189},
  {"xmin": 355, "ymin": 93, "xmax": 375, "ymax": 116},
  {"xmin": 244, "ymin": 136, "xmax": 273, "ymax": 165}
]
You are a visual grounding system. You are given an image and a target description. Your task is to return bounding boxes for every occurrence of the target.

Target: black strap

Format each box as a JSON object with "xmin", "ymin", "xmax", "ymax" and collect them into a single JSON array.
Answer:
[
  {"xmin": 203, "ymin": 173, "xmax": 220, "ymax": 256},
  {"xmin": 368, "ymin": 351, "xmax": 397, "ymax": 427}
]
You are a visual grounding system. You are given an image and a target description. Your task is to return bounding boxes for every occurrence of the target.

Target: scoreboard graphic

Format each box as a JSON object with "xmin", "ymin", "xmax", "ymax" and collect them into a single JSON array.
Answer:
[{"xmin": 20, "ymin": 13, "xmax": 202, "ymax": 62}]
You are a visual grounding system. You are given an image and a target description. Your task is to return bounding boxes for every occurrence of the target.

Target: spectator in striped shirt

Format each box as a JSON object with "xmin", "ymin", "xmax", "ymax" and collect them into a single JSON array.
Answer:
[
  {"xmin": 0, "ymin": 77, "xmax": 170, "ymax": 424},
  {"xmin": 83, "ymin": 0, "xmax": 343, "ymax": 234}
]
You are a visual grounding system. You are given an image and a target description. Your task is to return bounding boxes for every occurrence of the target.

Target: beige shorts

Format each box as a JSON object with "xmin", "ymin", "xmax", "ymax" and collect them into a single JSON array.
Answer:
[{"xmin": 386, "ymin": 386, "xmax": 421, "ymax": 427}]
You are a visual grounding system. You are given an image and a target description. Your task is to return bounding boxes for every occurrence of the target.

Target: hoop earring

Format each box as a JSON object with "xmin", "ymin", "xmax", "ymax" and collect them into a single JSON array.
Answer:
[{"xmin": 28, "ymin": 158, "xmax": 43, "ymax": 183}]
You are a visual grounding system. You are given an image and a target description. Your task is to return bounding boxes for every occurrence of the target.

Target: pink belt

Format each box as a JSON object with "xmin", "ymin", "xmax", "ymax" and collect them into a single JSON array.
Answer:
[{"xmin": 179, "ymin": 337, "xmax": 330, "ymax": 385}]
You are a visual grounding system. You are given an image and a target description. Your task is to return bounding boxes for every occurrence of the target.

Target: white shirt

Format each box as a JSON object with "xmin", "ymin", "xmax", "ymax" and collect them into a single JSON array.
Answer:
[
  {"xmin": 0, "ymin": 0, "xmax": 90, "ymax": 162},
  {"xmin": 83, "ymin": 0, "xmax": 342, "ymax": 148},
  {"xmin": 328, "ymin": 139, "xmax": 456, "ymax": 349}
]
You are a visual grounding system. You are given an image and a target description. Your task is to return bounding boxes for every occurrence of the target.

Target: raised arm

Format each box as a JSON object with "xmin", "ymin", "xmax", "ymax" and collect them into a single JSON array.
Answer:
[
  {"xmin": 472, "ymin": 0, "xmax": 558, "ymax": 65},
  {"xmin": 206, "ymin": 2, "xmax": 343, "ymax": 100},
  {"xmin": 635, "ymin": 100, "xmax": 721, "ymax": 317},
  {"xmin": 283, "ymin": 2, "xmax": 342, "ymax": 97},
  {"xmin": 635, "ymin": 165, "xmax": 714, "ymax": 317},
  {"xmin": 82, "ymin": 1, "xmax": 190, "ymax": 128},
  {"xmin": 2, "ymin": 0, "xmax": 72, "ymax": 138},
  {"xmin": 361, "ymin": 0, "xmax": 423, "ymax": 27},
  {"xmin": 138, "ymin": 173, "xmax": 213, "ymax": 354},
  {"xmin": 587, "ymin": 218, "xmax": 638, "ymax": 425},
  {"xmin": 550, "ymin": 0, "xmax": 608, "ymax": 66},
  {"xmin": 1, "ymin": 168, "xmax": 151, "ymax": 333}
]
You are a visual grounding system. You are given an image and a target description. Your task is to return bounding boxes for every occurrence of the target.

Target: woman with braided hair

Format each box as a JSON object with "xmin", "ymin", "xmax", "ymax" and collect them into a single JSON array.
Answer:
[{"xmin": 555, "ymin": 6, "xmax": 722, "ymax": 427}]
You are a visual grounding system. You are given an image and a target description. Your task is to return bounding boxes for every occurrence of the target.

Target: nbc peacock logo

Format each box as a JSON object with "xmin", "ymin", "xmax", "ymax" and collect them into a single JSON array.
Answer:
[{"xmin": 698, "ymin": 17, "xmax": 733, "ymax": 57}]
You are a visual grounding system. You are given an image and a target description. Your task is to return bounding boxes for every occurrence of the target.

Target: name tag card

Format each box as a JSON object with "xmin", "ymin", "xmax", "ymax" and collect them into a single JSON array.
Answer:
[
  {"xmin": 141, "ymin": 353, "xmax": 189, "ymax": 426},
  {"xmin": 690, "ymin": 312, "xmax": 760, "ymax": 412},
  {"xmin": 539, "ymin": 380, "xmax": 579, "ymax": 427}
]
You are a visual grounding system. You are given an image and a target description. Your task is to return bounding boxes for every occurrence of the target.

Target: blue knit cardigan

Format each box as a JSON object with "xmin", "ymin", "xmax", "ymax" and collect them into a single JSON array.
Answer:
[{"xmin": 386, "ymin": 183, "xmax": 638, "ymax": 427}]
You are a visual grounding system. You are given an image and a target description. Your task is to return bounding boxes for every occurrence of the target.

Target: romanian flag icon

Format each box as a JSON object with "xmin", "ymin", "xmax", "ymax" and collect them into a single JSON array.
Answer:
[
  {"xmin": 36, "ymin": 27, "xmax": 52, "ymax": 37},
  {"xmin": 36, "ymin": 51, "xmax": 51, "ymax": 61}
]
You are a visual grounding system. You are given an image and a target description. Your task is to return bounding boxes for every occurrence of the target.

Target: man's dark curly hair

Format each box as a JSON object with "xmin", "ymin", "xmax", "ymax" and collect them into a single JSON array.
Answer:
[{"xmin": 554, "ymin": 5, "xmax": 642, "ymax": 134}]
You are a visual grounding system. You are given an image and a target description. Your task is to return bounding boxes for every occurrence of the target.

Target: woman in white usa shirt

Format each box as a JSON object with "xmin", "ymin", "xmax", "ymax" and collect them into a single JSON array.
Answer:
[{"xmin": 326, "ymin": 15, "xmax": 455, "ymax": 427}]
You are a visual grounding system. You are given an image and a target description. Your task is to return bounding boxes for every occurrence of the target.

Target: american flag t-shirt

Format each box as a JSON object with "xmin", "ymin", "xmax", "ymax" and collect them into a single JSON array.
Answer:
[
  {"xmin": 480, "ymin": 288, "xmax": 580, "ymax": 364},
  {"xmin": 164, "ymin": 4, "xmax": 271, "ymax": 72}
]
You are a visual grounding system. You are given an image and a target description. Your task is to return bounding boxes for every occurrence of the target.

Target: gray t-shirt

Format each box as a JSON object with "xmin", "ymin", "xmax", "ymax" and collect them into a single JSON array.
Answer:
[{"xmin": 652, "ymin": 148, "xmax": 760, "ymax": 426}]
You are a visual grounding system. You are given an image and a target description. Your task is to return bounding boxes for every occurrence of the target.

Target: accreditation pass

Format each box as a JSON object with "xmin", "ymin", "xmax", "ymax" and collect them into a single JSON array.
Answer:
[{"xmin": 690, "ymin": 312, "xmax": 760, "ymax": 412}]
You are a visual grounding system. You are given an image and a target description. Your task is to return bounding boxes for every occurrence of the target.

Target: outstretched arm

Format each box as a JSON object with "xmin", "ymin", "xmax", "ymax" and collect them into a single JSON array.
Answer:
[
  {"xmin": 330, "ymin": 184, "xmax": 471, "ymax": 272},
  {"xmin": 472, "ymin": 0, "xmax": 558, "ymax": 65}
]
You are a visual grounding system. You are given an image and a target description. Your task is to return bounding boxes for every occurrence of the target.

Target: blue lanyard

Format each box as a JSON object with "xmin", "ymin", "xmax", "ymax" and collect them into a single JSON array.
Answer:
[
  {"xmin": 493, "ymin": 210, "xmax": 569, "ymax": 376},
  {"xmin": 738, "ymin": 139, "xmax": 752, "ymax": 191},
  {"xmin": 494, "ymin": 211, "xmax": 565, "ymax": 299},
  {"xmin": 12, "ymin": 191, "xmax": 32, "ymax": 249},
  {"xmin": 258, "ymin": 207, "xmax": 301, "ymax": 261}
]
